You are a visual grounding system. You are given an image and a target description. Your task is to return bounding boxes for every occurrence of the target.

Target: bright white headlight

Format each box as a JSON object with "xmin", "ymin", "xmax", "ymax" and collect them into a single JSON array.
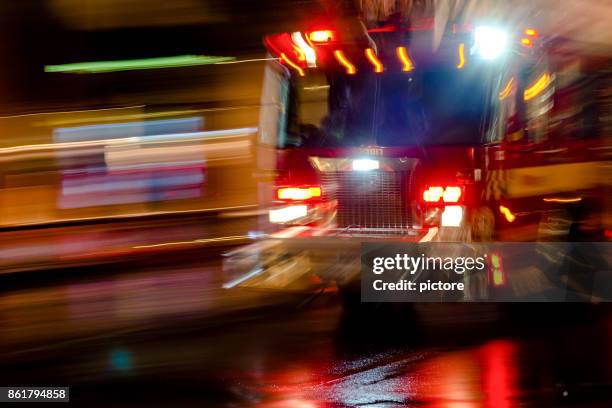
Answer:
[
  {"xmin": 474, "ymin": 26, "xmax": 509, "ymax": 60},
  {"xmin": 269, "ymin": 205, "xmax": 307, "ymax": 223},
  {"xmin": 352, "ymin": 159, "xmax": 379, "ymax": 171}
]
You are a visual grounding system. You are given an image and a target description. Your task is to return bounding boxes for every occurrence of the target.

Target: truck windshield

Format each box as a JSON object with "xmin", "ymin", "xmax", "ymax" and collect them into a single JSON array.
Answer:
[{"xmin": 283, "ymin": 69, "xmax": 492, "ymax": 148}]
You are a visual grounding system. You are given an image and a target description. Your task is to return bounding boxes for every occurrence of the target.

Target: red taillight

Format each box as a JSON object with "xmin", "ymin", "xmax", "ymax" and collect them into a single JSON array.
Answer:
[
  {"xmin": 443, "ymin": 186, "xmax": 462, "ymax": 203},
  {"xmin": 276, "ymin": 186, "xmax": 321, "ymax": 201},
  {"xmin": 308, "ymin": 30, "xmax": 335, "ymax": 43},
  {"xmin": 422, "ymin": 186, "xmax": 462, "ymax": 203},
  {"xmin": 423, "ymin": 186, "xmax": 444, "ymax": 203}
]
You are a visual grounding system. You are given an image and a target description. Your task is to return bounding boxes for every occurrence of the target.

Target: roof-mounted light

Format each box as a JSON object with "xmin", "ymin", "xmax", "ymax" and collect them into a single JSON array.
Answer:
[
  {"xmin": 308, "ymin": 30, "xmax": 335, "ymax": 44},
  {"xmin": 396, "ymin": 47, "xmax": 414, "ymax": 72},
  {"xmin": 334, "ymin": 50, "xmax": 356, "ymax": 75},
  {"xmin": 365, "ymin": 48, "xmax": 384, "ymax": 73},
  {"xmin": 520, "ymin": 27, "xmax": 539, "ymax": 49},
  {"xmin": 473, "ymin": 26, "xmax": 509, "ymax": 60}
]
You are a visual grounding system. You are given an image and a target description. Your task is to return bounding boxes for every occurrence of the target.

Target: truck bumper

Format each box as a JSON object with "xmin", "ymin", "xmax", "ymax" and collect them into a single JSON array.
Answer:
[{"xmin": 222, "ymin": 226, "xmax": 439, "ymax": 291}]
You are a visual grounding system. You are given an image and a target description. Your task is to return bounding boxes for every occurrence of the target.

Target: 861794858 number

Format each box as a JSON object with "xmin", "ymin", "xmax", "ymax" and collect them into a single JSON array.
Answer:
[{"xmin": 1, "ymin": 387, "xmax": 69, "ymax": 402}]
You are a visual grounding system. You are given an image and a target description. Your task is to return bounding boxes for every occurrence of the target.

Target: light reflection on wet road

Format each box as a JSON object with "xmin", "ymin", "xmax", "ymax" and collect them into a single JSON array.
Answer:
[{"xmin": 1, "ymin": 255, "xmax": 612, "ymax": 407}]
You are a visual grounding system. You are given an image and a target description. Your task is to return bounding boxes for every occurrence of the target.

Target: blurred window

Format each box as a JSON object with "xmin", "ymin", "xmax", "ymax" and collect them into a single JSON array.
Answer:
[
  {"xmin": 282, "ymin": 68, "xmax": 491, "ymax": 148},
  {"xmin": 487, "ymin": 74, "xmax": 518, "ymax": 144},
  {"xmin": 522, "ymin": 66, "xmax": 554, "ymax": 144}
]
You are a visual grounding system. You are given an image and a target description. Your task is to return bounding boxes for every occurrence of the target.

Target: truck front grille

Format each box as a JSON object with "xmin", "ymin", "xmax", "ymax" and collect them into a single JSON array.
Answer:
[{"xmin": 320, "ymin": 170, "xmax": 412, "ymax": 231}]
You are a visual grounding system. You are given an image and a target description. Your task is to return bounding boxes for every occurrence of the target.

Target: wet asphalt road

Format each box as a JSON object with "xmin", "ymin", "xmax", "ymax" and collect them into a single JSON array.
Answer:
[{"xmin": 1, "ymin": 251, "xmax": 612, "ymax": 407}]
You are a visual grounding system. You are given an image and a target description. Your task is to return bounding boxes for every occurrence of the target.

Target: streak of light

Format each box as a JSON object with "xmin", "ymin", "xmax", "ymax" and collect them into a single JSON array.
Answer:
[
  {"xmin": 396, "ymin": 46, "xmax": 414, "ymax": 72},
  {"xmin": 303, "ymin": 85, "xmax": 330, "ymax": 91},
  {"xmin": 499, "ymin": 206, "xmax": 516, "ymax": 222},
  {"xmin": 524, "ymin": 73, "xmax": 552, "ymax": 101},
  {"xmin": 37, "ymin": 110, "xmax": 201, "ymax": 127},
  {"xmin": 0, "ymin": 105, "xmax": 145, "ymax": 119},
  {"xmin": 223, "ymin": 267, "xmax": 264, "ymax": 289},
  {"xmin": 365, "ymin": 48, "xmax": 384, "ymax": 73},
  {"xmin": 291, "ymin": 32, "xmax": 317, "ymax": 67},
  {"xmin": 543, "ymin": 197, "xmax": 582, "ymax": 203},
  {"xmin": 498, "ymin": 77, "xmax": 515, "ymax": 100},
  {"xmin": 334, "ymin": 50, "xmax": 356, "ymax": 75},
  {"xmin": 1, "ymin": 205, "xmax": 257, "ymax": 230},
  {"xmin": 457, "ymin": 43, "xmax": 466, "ymax": 69},
  {"xmin": 270, "ymin": 226, "xmax": 310, "ymax": 238},
  {"xmin": 133, "ymin": 235, "xmax": 249, "ymax": 249},
  {"xmin": 45, "ymin": 55, "xmax": 236, "ymax": 74},
  {"xmin": 215, "ymin": 57, "xmax": 278, "ymax": 65},
  {"xmin": 0, "ymin": 127, "xmax": 257, "ymax": 155},
  {"xmin": 280, "ymin": 53, "xmax": 305, "ymax": 76},
  {"xmin": 419, "ymin": 227, "xmax": 439, "ymax": 242}
]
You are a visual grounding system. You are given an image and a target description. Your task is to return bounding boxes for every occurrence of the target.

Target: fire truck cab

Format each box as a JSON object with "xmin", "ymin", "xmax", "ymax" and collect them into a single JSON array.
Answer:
[{"xmin": 256, "ymin": 19, "xmax": 554, "ymax": 240}]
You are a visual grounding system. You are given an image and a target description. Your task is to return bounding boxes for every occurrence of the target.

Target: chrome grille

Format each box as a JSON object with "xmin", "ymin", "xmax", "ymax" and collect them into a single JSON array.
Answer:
[{"xmin": 320, "ymin": 170, "xmax": 411, "ymax": 231}]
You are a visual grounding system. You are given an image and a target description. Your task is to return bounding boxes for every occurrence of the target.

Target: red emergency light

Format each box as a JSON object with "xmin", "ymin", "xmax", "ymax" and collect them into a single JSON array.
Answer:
[
  {"xmin": 276, "ymin": 186, "xmax": 322, "ymax": 201},
  {"xmin": 422, "ymin": 186, "xmax": 463, "ymax": 203},
  {"xmin": 308, "ymin": 30, "xmax": 336, "ymax": 44},
  {"xmin": 520, "ymin": 27, "xmax": 539, "ymax": 49}
]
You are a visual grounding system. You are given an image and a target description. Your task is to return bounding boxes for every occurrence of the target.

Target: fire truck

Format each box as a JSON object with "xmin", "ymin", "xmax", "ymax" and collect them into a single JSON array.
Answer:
[{"xmin": 224, "ymin": 14, "xmax": 611, "ymax": 297}]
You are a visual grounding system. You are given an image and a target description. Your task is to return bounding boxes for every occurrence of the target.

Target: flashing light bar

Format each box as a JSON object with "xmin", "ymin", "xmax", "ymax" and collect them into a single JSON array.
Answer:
[
  {"xmin": 276, "ymin": 186, "xmax": 321, "ymax": 201},
  {"xmin": 267, "ymin": 24, "xmax": 543, "ymax": 77}
]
